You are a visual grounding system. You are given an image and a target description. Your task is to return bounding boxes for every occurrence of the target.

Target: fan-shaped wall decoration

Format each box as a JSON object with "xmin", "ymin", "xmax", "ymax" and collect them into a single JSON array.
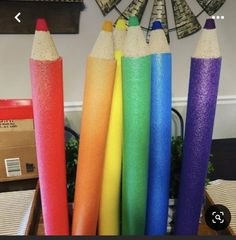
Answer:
[
  {"xmin": 115, "ymin": 0, "xmax": 148, "ymax": 24},
  {"xmin": 95, "ymin": 0, "xmax": 226, "ymax": 42},
  {"xmin": 95, "ymin": 0, "xmax": 121, "ymax": 16},
  {"xmin": 171, "ymin": 0, "xmax": 201, "ymax": 39},
  {"xmin": 196, "ymin": 0, "xmax": 226, "ymax": 16}
]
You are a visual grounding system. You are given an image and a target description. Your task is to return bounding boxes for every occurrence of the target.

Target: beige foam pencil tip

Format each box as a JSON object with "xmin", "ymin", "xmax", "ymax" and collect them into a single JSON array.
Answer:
[
  {"xmin": 102, "ymin": 20, "xmax": 113, "ymax": 32},
  {"xmin": 116, "ymin": 19, "xmax": 127, "ymax": 30},
  {"xmin": 123, "ymin": 16, "xmax": 148, "ymax": 57},
  {"xmin": 193, "ymin": 18, "xmax": 220, "ymax": 58},
  {"xmin": 90, "ymin": 20, "xmax": 114, "ymax": 59},
  {"xmin": 31, "ymin": 18, "xmax": 58, "ymax": 61},
  {"xmin": 149, "ymin": 21, "xmax": 170, "ymax": 54}
]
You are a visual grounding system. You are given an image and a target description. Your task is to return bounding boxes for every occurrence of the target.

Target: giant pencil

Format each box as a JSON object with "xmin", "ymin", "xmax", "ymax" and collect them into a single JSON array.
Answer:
[
  {"xmin": 174, "ymin": 19, "xmax": 222, "ymax": 235},
  {"xmin": 122, "ymin": 16, "xmax": 151, "ymax": 235},
  {"xmin": 146, "ymin": 21, "xmax": 172, "ymax": 235},
  {"xmin": 98, "ymin": 19, "xmax": 127, "ymax": 236},
  {"xmin": 72, "ymin": 21, "xmax": 116, "ymax": 235},
  {"xmin": 30, "ymin": 19, "xmax": 69, "ymax": 235}
]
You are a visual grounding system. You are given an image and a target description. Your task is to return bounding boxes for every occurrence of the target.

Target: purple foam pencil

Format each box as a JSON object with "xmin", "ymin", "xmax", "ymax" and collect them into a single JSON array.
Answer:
[{"xmin": 174, "ymin": 19, "xmax": 222, "ymax": 235}]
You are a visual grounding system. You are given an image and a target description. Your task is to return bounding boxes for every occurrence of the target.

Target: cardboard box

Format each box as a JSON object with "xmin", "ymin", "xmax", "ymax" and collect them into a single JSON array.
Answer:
[
  {"xmin": 0, "ymin": 100, "xmax": 38, "ymax": 182},
  {"xmin": 0, "ymin": 144, "xmax": 38, "ymax": 182},
  {"xmin": 0, "ymin": 120, "xmax": 38, "ymax": 182},
  {"xmin": 0, "ymin": 100, "xmax": 40, "ymax": 235},
  {"xmin": 0, "ymin": 119, "xmax": 34, "ymax": 132}
]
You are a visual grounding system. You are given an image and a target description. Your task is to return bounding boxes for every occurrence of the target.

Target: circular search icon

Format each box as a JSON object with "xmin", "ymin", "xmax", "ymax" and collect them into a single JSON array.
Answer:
[{"xmin": 205, "ymin": 204, "xmax": 231, "ymax": 231}]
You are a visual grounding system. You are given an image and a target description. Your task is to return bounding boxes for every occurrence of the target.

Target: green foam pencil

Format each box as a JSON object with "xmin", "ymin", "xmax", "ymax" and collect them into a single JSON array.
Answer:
[{"xmin": 121, "ymin": 16, "xmax": 151, "ymax": 235}]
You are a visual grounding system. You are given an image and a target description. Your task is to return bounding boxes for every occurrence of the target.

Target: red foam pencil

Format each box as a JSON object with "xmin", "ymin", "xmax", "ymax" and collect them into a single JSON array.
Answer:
[{"xmin": 30, "ymin": 19, "xmax": 69, "ymax": 235}]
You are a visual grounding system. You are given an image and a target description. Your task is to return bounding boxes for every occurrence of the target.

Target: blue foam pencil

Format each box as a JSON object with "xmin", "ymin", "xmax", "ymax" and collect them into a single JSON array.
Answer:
[{"xmin": 146, "ymin": 21, "xmax": 172, "ymax": 235}]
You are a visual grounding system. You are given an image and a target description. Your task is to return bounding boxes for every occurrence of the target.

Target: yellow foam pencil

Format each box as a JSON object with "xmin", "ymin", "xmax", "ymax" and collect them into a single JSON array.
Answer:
[{"xmin": 98, "ymin": 19, "xmax": 127, "ymax": 235}]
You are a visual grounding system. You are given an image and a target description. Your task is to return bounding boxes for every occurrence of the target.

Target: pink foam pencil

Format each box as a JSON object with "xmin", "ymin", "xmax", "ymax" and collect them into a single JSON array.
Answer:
[{"xmin": 30, "ymin": 19, "xmax": 69, "ymax": 235}]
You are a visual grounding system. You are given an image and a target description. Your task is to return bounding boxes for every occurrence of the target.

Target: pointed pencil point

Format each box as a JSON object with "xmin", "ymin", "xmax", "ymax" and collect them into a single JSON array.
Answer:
[
  {"xmin": 204, "ymin": 19, "xmax": 216, "ymax": 29},
  {"xmin": 36, "ymin": 18, "xmax": 48, "ymax": 31},
  {"xmin": 102, "ymin": 20, "xmax": 113, "ymax": 32},
  {"xmin": 128, "ymin": 16, "xmax": 139, "ymax": 27},
  {"xmin": 152, "ymin": 21, "xmax": 163, "ymax": 30},
  {"xmin": 116, "ymin": 19, "xmax": 127, "ymax": 30}
]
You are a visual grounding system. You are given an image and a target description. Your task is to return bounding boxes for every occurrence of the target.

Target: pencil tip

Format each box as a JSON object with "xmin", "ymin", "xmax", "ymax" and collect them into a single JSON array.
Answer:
[
  {"xmin": 116, "ymin": 19, "xmax": 127, "ymax": 30},
  {"xmin": 152, "ymin": 21, "xmax": 163, "ymax": 30},
  {"xmin": 128, "ymin": 16, "xmax": 139, "ymax": 27},
  {"xmin": 204, "ymin": 18, "xmax": 216, "ymax": 29},
  {"xmin": 102, "ymin": 20, "xmax": 113, "ymax": 32},
  {"xmin": 36, "ymin": 18, "xmax": 48, "ymax": 31}
]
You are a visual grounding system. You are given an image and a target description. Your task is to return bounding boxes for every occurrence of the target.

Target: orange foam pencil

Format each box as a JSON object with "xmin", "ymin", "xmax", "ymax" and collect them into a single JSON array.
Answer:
[{"xmin": 72, "ymin": 21, "xmax": 116, "ymax": 235}]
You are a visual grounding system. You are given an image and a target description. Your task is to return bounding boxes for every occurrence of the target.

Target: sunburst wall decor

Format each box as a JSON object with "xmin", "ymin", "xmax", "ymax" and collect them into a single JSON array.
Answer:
[{"xmin": 95, "ymin": 0, "xmax": 226, "ymax": 42}]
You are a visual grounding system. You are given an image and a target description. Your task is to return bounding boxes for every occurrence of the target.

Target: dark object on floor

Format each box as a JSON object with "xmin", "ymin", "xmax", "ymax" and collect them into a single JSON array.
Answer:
[{"xmin": 209, "ymin": 138, "xmax": 236, "ymax": 181}]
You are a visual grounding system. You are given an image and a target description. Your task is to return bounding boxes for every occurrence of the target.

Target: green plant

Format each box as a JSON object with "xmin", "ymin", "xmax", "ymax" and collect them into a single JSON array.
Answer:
[
  {"xmin": 170, "ymin": 136, "xmax": 183, "ymax": 199},
  {"xmin": 66, "ymin": 138, "xmax": 79, "ymax": 202},
  {"xmin": 65, "ymin": 135, "xmax": 214, "ymax": 202},
  {"xmin": 170, "ymin": 136, "xmax": 214, "ymax": 199},
  {"xmin": 205, "ymin": 155, "xmax": 214, "ymax": 185}
]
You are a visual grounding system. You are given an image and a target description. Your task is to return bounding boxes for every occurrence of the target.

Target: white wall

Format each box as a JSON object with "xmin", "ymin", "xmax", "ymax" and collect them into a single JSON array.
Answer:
[{"xmin": 0, "ymin": 0, "xmax": 236, "ymax": 139}]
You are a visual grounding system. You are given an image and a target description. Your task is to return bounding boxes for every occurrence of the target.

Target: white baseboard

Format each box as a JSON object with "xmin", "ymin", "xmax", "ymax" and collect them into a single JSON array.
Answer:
[
  {"xmin": 64, "ymin": 96, "xmax": 236, "ymax": 139},
  {"xmin": 64, "ymin": 95, "xmax": 236, "ymax": 112},
  {"xmin": 172, "ymin": 95, "xmax": 236, "ymax": 107},
  {"xmin": 64, "ymin": 101, "xmax": 83, "ymax": 112}
]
